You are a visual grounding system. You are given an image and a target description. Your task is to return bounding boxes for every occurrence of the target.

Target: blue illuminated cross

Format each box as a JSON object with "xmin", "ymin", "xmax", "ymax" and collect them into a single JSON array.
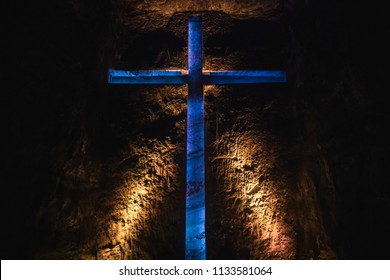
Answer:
[{"xmin": 108, "ymin": 16, "xmax": 286, "ymax": 260}]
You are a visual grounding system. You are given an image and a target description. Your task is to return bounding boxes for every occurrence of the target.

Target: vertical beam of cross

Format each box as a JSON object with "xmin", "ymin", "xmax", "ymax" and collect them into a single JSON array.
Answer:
[
  {"xmin": 185, "ymin": 16, "xmax": 206, "ymax": 260},
  {"xmin": 107, "ymin": 16, "xmax": 287, "ymax": 260}
]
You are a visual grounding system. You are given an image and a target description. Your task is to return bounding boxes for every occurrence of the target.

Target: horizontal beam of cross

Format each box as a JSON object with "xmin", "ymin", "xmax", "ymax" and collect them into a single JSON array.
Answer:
[{"xmin": 108, "ymin": 69, "xmax": 286, "ymax": 85}]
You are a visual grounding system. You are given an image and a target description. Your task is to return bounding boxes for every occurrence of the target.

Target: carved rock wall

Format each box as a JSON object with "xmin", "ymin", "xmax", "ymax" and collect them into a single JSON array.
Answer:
[{"xmin": 3, "ymin": 0, "xmax": 389, "ymax": 259}]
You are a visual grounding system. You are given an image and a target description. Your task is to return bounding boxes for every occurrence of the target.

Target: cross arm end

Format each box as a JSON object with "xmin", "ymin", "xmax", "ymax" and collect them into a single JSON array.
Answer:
[{"xmin": 108, "ymin": 69, "xmax": 188, "ymax": 84}]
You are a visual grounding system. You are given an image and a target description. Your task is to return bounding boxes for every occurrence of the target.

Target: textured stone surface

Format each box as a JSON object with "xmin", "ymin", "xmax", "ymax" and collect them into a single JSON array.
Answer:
[{"xmin": 3, "ymin": 0, "xmax": 390, "ymax": 259}]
